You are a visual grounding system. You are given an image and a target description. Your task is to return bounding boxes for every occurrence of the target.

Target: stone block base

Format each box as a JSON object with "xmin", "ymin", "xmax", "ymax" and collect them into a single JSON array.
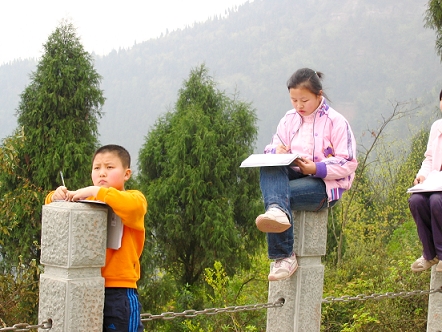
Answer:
[
  {"xmin": 38, "ymin": 273, "xmax": 104, "ymax": 332},
  {"xmin": 267, "ymin": 259, "xmax": 324, "ymax": 332}
]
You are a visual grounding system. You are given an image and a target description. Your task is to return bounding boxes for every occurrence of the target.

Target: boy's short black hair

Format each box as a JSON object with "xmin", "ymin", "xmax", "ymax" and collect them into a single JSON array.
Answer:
[{"xmin": 93, "ymin": 144, "xmax": 131, "ymax": 169}]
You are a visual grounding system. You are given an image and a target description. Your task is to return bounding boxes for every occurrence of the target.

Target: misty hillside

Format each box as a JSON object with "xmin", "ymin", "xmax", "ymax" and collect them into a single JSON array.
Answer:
[{"xmin": 1, "ymin": 0, "xmax": 441, "ymax": 171}]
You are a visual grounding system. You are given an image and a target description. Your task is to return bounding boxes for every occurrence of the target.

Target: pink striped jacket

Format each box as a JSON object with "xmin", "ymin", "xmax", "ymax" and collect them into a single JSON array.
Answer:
[{"xmin": 264, "ymin": 98, "xmax": 358, "ymax": 201}]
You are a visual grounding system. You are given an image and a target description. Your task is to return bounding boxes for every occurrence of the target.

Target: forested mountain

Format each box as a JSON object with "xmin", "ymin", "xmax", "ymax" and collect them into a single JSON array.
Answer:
[{"xmin": 1, "ymin": 0, "xmax": 441, "ymax": 170}]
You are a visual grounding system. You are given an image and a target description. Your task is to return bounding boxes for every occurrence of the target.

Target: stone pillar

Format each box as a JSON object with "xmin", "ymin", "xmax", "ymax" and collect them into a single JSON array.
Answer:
[
  {"xmin": 38, "ymin": 201, "xmax": 108, "ymax": 332},
  {"xmin": 267, "ymin": 210, "xmax": 328, "ymax": 332},
  {"xmin": 427, "ymin": 268, "xmax": 442, "ymax": 332}
]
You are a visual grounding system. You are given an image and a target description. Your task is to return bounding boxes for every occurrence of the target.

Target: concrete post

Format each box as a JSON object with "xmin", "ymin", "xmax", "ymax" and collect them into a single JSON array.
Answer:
[
  {"xmin": 427, "ymin": 267, "xmax": 442, "ymax": 332},
  {"xmin": 38, "ymin": 201, "xmax": 108, "ymax": 332},
  {"xmin": 266, "ymin": 210, "xmax": 328, "ymax": 332}
]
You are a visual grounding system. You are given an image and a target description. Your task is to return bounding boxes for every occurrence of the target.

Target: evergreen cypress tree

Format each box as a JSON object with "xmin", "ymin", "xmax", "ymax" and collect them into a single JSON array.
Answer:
[
  {"xmin": 138, "ymin": 64, "xmax": 262, "ymax": 288},
  {"xmin": 425, "ymin": 0, "xmax": 442, "ymax": 59},
  {"xmin": 0, "ymin": 22, "xmax": 104, "ymax": 268}
]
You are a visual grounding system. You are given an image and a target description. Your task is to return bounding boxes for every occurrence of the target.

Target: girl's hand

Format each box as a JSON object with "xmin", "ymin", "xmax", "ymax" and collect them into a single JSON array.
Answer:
[
  {"xmin": 294, "ymin": 158, "xmax": 317, "ymax": 175},
  {"xmin": 52, "ymin": 186, "xmax": 68, "ymax": 201},
  {"xmin": 276, "ymin": 144, "xmax": 290, "ymax": 154},
  {"xmin": 414, "ymin": 175, "xmax": 425, "ymax": 185}
]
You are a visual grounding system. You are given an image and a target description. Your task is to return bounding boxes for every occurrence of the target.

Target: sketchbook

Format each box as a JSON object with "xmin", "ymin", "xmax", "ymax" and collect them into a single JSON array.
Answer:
[
  {"xmin": 77, "ymin": 199, "xmax": 106, "ymax": 204},
  {"xmin": 240, "ymin": 153, "xmax": 302, "ymax": 168},
  {"xmin": 106, "ymin": 211, "xmax": 123, "ymax": 250},
  {"xmin": 407, "ymin": 170, "xmax": 442, "ymax": 193}
]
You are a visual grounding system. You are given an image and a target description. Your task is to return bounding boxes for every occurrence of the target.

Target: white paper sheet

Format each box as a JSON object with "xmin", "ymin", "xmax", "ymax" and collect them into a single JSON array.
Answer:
[
  {"xmin": 407, "ymin": 170, "xmax": 442, "ymax": 193},
  {"xmin": 240, "ymin": 153, "xmax": 302, "ymax": 168}
]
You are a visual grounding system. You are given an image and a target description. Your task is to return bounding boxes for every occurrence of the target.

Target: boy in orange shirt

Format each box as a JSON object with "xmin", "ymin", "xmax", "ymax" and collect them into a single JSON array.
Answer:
[{"xmin": 45, "ymin": 144, "xmax": 147, "ymax": 332}]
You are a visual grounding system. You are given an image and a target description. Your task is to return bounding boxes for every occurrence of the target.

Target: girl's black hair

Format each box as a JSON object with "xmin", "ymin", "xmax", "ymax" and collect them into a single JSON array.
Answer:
[
  {"xmin": 439, "ymin": 88, "xmax": 442, "ymax": 101},
  {"xmin": 287, "ymin": 68, "xmax": 330, "ymax": 101}
]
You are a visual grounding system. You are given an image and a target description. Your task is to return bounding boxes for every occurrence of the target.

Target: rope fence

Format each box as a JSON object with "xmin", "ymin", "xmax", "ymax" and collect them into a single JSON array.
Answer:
[{"xmin": 5, "ymin": 287, "xmax": 441, "ymax": 329}]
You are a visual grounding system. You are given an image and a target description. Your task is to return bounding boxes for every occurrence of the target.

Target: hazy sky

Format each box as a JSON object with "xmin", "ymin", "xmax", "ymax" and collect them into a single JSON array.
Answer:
[{"xmin": 0, "ymin": 0, "xmax": 251, "ymax": 65}]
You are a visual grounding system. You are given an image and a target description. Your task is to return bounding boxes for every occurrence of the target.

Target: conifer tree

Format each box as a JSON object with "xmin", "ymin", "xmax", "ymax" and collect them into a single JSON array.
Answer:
[
  {"xmin": 425, "ymin": 0, "xmax": 442, "ymax": 59},
  {"xmin": 138, "ymin": 64, "xmax": 262, "ymax": 287},
  {"xmin": 0, "ymin": 22, "xmax": 104, "ymax": 268}
]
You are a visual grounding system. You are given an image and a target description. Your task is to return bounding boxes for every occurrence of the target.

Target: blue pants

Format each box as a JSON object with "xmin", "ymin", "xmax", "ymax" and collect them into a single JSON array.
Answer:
[
  {"xmin": 259, "ymin": 166, "xmax": 336, "ymax": 259},
  {"xmin": 103, "ymin": 288, "xmax": 144, "ymax": 332},
  {"xmin": 409, "ymin": 192, "xmax": 442, "ymax": 260}
]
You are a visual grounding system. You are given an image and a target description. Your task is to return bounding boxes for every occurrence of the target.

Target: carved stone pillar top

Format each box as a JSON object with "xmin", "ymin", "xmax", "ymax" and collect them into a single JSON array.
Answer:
[{"xmin": 41, "ymin": 201, "xmax": 108, "ymax": 268}]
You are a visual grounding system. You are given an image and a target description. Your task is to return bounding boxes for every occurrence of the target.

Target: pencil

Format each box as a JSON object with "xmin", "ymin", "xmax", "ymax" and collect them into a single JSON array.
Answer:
[
  {"xmin": 60, "ymin": 171, "xmax": 65, "ymax": 187},
  {"xmin": 276, "ymin": 133, "xmax": 287, "ymax": 147}
]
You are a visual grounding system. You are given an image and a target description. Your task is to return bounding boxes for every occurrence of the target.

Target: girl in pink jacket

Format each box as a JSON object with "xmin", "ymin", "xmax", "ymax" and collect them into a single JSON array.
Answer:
[
  {"xmin": 256, "ymin": 68, "xmax": 358, "ymax": 281},
  {"xmin": 409, "ymin": 89, "xmax": 442, "ymax": 273}
]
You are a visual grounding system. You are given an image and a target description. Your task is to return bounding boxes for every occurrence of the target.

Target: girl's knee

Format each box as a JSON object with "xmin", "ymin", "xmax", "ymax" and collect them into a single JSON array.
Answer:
[
  {"xmin": 408, "ymin": 194, "xmax": 426, "ymax": 206},
  {"xmin": 429, "ymin": 193, "xmax": 442, "ymax": 208}
]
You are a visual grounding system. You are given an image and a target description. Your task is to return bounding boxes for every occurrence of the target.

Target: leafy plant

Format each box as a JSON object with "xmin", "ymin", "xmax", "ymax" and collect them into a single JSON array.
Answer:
[{"xmin": 0, "ymin": 257, "xmax": 41, "ymax": 326}]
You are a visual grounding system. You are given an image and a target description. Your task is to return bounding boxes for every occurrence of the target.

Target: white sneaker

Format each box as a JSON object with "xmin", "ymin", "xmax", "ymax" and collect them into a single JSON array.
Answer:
[
  {"xmin": 411, "ymin": 256, "xmax": 439, "ymax": 272},
  {"xmin": 255, "ymin": 207, "xmax": 291, "ymax": 233},
  {"xmin": 268, "ymin": 253, "xmax": 298, "ymax": 281}
]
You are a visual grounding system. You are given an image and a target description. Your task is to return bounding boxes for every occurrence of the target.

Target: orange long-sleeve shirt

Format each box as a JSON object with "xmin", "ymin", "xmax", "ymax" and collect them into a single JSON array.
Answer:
[{"xmin": 45, "ymin": 187, "xmax": 147, "ymax": 288}]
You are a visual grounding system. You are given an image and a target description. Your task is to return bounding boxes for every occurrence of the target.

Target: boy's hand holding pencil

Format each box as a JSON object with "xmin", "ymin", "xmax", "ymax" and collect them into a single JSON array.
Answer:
[
  {"xmin": 51, "ymin": 171, "xmax": 67, "ymax": 201},
  {"xmin": 52, "ymin": 186, "xmax": 68, "ymax": 201}
]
